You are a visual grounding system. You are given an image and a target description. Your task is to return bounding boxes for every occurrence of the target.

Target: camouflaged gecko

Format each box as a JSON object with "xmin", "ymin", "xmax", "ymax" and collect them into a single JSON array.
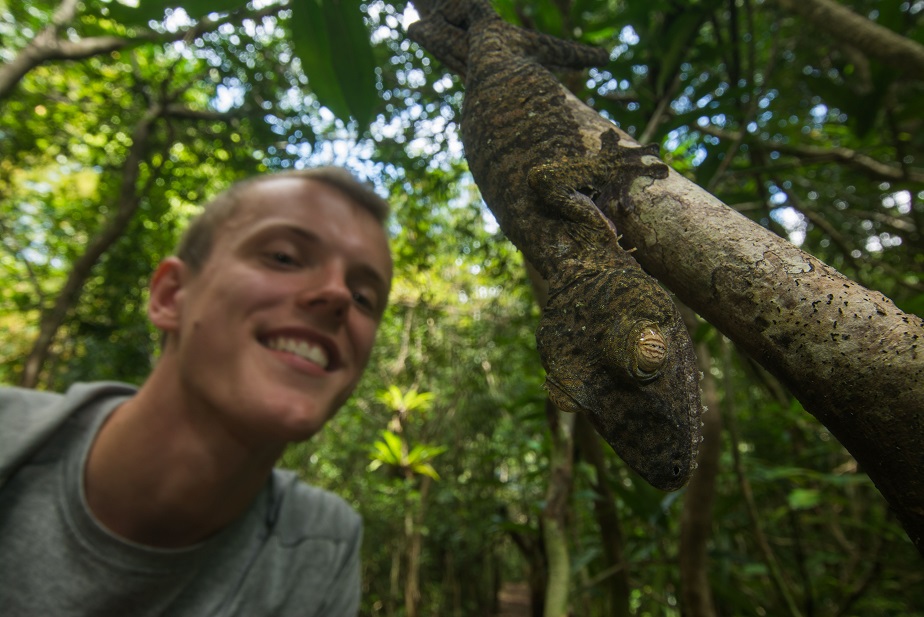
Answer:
[{"xmin": 409, "ymin": 0, "xmax": 702, "ymax": 490}]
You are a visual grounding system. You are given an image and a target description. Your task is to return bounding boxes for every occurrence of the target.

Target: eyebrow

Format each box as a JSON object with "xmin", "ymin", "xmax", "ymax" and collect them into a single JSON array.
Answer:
[{"xmin": 277, "ymin": 224, "xmax": 391, "ymax": 303}]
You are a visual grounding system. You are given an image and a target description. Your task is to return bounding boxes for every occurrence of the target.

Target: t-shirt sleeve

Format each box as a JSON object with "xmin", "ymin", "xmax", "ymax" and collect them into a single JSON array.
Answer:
[{"xmin": 0, "ymin": 387, "xmax": 65, "ymax": 487}]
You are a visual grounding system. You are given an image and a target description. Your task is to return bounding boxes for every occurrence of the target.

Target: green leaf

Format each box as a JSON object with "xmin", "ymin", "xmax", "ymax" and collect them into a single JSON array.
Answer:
[
  {"xmin": 376, "ymin": 386, "xmax": 435, "ymax": 414},
  {"xmin": 369, "ymin": 430, "xmax": 406, "ymax": 467},
  {"xmin": 290, "ymin": 0, "xmax": 352, "ymax": 123},
  {"xmin": 406, "ymin": 443, "xmax": 448, "ymax": 465},
  {"xmin": 289, "ymin": 0, "xmax": 378, "ymax": 128},
  {"xmin": 412, "ymin": 462, "xmax": 441, "ymax": 481},
  {"xmin": 895, "ymin": 293, "xmax": 924, "ymax": 319},
  {"xmin": 787, "ymin": 488, "xmax": 821, "ymax": 511},
  {"xmin": 323, "ymin": 0, "xmax": 378, "ymax": 128}
]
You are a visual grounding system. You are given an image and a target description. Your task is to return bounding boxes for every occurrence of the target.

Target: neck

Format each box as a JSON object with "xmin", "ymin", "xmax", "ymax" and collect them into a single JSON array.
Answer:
[{"xmin": 84, "ymin": 367, "xmax": 283, "ymax": 548}]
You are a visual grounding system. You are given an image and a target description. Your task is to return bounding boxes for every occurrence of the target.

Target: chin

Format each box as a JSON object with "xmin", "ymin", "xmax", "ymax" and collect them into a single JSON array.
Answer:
[{"xmin": 258, "ymin": 397, "xmax": 335, "ymax": 443}]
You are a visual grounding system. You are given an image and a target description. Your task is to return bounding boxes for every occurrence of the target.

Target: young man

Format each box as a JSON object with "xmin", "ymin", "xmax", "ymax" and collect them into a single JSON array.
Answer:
[{"xmin": 0, "ymin": 167, "xmax": 393, "ymax": 616}]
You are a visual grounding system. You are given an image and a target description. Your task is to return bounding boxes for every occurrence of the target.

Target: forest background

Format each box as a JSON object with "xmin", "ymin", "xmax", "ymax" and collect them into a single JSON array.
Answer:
[{"xmin": 1, "ymin": 0, "xmax": 923, "ymax": 615}]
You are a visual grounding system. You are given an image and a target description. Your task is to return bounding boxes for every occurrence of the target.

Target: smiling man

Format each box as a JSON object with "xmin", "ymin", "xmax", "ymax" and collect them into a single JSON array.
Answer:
[{"xmin": 0, "ymin": 168, "xmax": 392, "ymax": 616}]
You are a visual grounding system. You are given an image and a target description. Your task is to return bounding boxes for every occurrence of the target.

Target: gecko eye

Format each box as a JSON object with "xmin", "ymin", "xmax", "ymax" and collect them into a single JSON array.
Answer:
[{"xmin": 630, "ymin": 322, "xmax": 668, "ymax": 382}]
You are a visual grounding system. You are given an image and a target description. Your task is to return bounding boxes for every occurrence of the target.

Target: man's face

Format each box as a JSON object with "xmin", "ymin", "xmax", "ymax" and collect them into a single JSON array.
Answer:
[{"xmin": 162, "ymin": 177, "xmax": 392, "ymax": 447}]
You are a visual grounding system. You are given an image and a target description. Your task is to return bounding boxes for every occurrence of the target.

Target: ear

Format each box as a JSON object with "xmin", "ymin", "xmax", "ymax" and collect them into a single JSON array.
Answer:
[{"xmin": 148, "ymin": 257, "xmax": 188, "ymax": 335}]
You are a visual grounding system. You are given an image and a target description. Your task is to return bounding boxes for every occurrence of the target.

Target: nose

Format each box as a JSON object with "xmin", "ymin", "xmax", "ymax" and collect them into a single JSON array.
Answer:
[{"xmin": 295, "ymin": 264, "xmax": 352, "ymax": 323}]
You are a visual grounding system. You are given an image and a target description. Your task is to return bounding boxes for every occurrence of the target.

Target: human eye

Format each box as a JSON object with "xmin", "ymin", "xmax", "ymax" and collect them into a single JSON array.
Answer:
[
  {"xmin": 267, "ymin": 250, "xmax": 299, "ymax": 266},
  {"xmin": 351, "ymin": 287, "xmax": 380, "ymax": 315},
  {"xmin": 260, "ymin": 238, "xmax": 303, "ymax": 268}
]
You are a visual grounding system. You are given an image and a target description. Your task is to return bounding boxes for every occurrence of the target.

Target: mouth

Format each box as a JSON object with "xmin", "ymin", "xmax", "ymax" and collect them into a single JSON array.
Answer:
[{"xmin": 260, "ymin": 333, "xmax": 338, "ymax": 371}]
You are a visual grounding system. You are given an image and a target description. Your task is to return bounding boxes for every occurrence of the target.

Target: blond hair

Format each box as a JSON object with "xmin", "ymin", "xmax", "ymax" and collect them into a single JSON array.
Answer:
[{"xmin": 176, "ymin": 167, "xmax": 390, "ymax": 272}]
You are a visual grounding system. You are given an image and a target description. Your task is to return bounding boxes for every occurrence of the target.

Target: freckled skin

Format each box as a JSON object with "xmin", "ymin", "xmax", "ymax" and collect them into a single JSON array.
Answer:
[{"xmin": 409, "ymin": 0, "xmax": 701, "ymax": 490}]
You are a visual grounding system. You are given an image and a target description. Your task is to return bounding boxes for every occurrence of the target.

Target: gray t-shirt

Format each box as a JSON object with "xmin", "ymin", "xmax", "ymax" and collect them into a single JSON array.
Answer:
[{"xmin": 0, "ymin": 382, "xmax": 361, "ymax": 616}]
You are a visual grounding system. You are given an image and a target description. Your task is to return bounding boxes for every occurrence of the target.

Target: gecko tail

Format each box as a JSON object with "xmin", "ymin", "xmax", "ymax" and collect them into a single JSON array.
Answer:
[
  {"xmin": 519, "ymin": 27, "xmax": 611, "ymax": 71},
  {"xmin": 407, "ymin": 11, "xmax": 470, "ymax": 78},
  {"xmin": 415, "ymin": 0, "xmax": 609, "ymax": 75}
]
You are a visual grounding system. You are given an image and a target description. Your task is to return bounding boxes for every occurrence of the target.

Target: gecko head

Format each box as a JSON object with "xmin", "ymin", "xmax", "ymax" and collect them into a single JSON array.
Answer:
[{"xmin": 536, "ymin": 271, "xmax": 702, "ymax": 492}]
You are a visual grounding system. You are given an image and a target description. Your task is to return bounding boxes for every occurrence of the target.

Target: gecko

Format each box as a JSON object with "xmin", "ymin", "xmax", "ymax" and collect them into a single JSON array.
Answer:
[{"xmin": 408, "ymin": 0, "xmax": 702, "ymax": 490}]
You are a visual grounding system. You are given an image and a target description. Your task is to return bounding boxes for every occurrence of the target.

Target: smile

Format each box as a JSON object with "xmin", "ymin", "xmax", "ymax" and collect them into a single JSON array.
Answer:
[{"xmin": 264, "ymin": 336, "xmax": 330, "ymax": 370}]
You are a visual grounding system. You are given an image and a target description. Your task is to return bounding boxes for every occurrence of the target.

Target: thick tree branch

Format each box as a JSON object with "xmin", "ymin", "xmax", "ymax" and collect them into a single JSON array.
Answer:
[
  {"xmin": 698, "ymin": 123, "xmax": 924, "ymax": 184},
  {"xmin": 18, "ymin": 104, "xmax": 165, "ymax": 388},
  {"xmin": 0, "ymin": 2, "xmax": 285, "ymax": 102},
  {"xmin": 407, "ymin": 0, "xmax": 924, "ymax": 556},
  {"xmin": 600, "ymin": 132, "xmax": 924, "ymax": 554},
  {"xmin": 773, "ymin": 0, "xmax": 924, "ymax": 79}
]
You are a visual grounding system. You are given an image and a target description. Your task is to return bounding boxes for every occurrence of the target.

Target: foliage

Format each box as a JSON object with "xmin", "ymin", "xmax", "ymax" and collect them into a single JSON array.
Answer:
[{"xmin": 3, "ymin": 0, "xmax": 924, "ymax": 615}]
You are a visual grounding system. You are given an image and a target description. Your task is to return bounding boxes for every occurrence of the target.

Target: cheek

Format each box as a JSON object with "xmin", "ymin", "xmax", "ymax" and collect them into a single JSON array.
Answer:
[{"xmin": 186, "ymin": 270, "xmax": 283, "ymax": 330}]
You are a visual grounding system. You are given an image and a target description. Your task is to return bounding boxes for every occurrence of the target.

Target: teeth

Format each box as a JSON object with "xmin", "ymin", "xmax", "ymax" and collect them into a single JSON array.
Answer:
[{"xmin": 266, "ymin": 337, "xmax": 329, "ymax": 369}]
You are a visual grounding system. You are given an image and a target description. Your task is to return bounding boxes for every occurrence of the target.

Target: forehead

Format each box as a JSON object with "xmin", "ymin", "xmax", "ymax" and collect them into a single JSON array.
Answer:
[{"xmin": 218, "ymin": 177, "xmax": 392, "ymax": 276}]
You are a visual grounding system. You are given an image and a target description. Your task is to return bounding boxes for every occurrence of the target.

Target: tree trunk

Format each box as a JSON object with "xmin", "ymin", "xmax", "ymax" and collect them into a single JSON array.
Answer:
[
  {"xmin": 542, "ymin": 400, "xmax": 575, "ymax": 617},
  {"xmin": 526, "ymin": 264, "xmax": 577, "ymax": 617},
  {"xmin": 404, "ymin": 475, "xmax": 431, "ymax": 617},
  {"xmin": 574, "ymin": 415, "xmax": 631, "ymax": 617},
  {"xmin": 679, "ymin": 332, "xmax": 723, "ymax": 617}
]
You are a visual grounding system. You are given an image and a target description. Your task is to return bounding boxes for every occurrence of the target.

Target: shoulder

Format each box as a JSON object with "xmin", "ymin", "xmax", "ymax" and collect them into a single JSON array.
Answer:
[
  {"xmin": 0, "ymin": 385, "xmax": 63, "ymax": 412},
  {"xmin": 270, "ymin": 469, "xmax": 362, "ymax": 546},
  {"xmin": 0, "ymin": 382, "xmax": 138, "ymax": 486},
  {"xmin": 0, "ymin": 382, "xmax": 137, "ymax": 411}
]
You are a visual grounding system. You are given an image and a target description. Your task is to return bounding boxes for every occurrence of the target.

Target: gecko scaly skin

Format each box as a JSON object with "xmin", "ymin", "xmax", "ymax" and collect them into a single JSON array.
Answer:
[{"xmin": 409, "ymin": 0, "xmax": 702, "ymax": 490}]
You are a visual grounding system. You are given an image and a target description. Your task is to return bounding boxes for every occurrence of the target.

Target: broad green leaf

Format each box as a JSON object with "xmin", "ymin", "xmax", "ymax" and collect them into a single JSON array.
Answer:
[
  {"xmin": 106, "ymin": 0, "xmax": 246, "ymax": 26},
  {"xmin": 290, "ymin": 0, "xmax": 351, "ymax": 122},
  {"xmin": 289, "ymin": 0, "xmax": 377, "ymax": 128},
  {"xmin": 406, "ymin": 443, "xmax": 448, "ymax": 465},
  {"xmin": 412, "ymin": 462, "xmax": 441, "ymax": 481},
  {"xmin": 381, "ymin": 430, "xmax": 405, "ymax": 458},
  {"xmin": 376, "ymin": 386, "xmax": 435, "ymax": 414},
  {"xmin": 322, "ymin": 0, "xmax": 378, "ymax": 128}
]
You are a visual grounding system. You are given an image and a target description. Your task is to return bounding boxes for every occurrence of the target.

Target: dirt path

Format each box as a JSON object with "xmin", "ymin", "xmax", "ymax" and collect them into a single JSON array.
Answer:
[{"xmin": 495, "ymin": 582, "xmax": 531, "ymax": 617}]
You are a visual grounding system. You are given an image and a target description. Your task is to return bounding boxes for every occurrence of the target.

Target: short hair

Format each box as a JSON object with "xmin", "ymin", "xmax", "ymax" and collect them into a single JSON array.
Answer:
[{"xmin": 175, "ymin": 167, "xmax": 390, "ymax": 272}]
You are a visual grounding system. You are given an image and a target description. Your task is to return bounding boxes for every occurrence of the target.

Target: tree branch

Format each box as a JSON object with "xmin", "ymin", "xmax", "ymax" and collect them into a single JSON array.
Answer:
[
  {"xmin": 18, "ymin": 103, "xmax": 164, "ymax": 388},
  {"xmin": 721, "ymin": 339, "xmax": 804, "ymax": 617},
  {"xmin": 0, "ymin": 1, "xmax": 286, "ymax": 102},
  {"xmin": 698, "ymin": 123, "xmax": 924, "ymax": 184},
  {"xmin": 773, "ymin": 0, "xmax": 924, "ymax": 79},
  {"xmin": 601, "ymin": 136, "xmax": 924, "ymax": 554}
]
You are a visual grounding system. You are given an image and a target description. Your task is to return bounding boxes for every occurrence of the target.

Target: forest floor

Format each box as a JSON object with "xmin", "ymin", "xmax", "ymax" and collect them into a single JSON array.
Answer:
[{"xmin": 495, "ymin": 582, "xmax": 531, "ymax": 617}]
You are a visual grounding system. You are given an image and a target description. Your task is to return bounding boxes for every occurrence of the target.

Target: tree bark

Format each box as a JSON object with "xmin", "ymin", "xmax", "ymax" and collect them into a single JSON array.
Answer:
[
  {"xmin": 404, "ymin": 0, "xmax": 924, "ymax": 555},
  {"xmin": 772, "ymin": 0, "xmax": 924, "ymax": 79},
  {"xmin": 600, "ymin": 153, "xmax": 924, "ymax": 555},
  {"xmin": 541, "ymin": 400, "xmax": 575, "ymax": 617},
  {"xmin": 404, "ymin": 475, "xmax": 431, "ymax": 617},
  {"xmin": 679, "ymin": 333, "xmax": 723, "ymax": 617},
  {"xmin": 574, "ymin": 415, "xmax": 631, "ymax": 617}
]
